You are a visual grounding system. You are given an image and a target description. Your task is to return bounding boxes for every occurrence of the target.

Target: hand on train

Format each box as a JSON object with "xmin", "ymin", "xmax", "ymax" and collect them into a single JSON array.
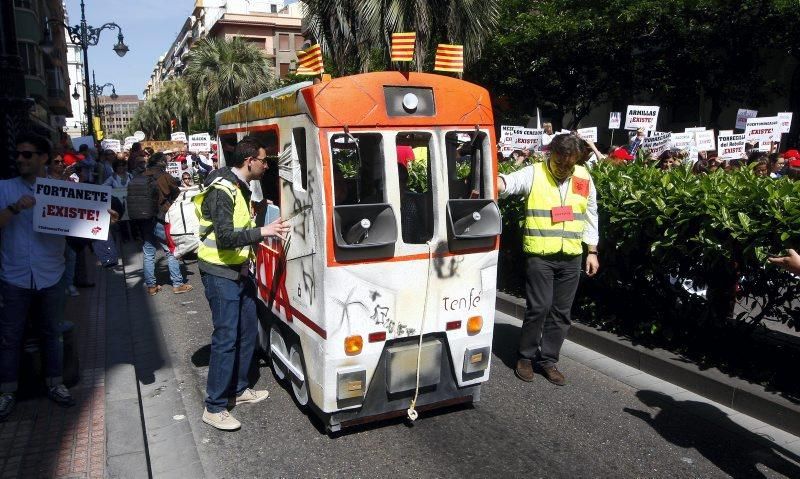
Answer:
[{"xmin": 261, "ymin": 217, "xmax": 291, "ymax": 240}]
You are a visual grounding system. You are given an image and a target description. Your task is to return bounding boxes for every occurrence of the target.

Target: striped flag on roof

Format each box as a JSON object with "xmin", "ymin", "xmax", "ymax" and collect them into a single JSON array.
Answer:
[
  {"xmin": 434, "ymin": 44, "xmax": 464, "ymax": 73},
  {"xmin": 296, "ymin": 43, "xmax": 324, "ymax": 76},
  {"xmin": 390, "ymin": 32, "xmax": 416, "ymax": 62}
]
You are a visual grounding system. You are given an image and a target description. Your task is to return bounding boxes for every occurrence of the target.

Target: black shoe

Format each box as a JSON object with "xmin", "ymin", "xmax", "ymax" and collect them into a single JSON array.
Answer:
[
  {"xmin": 46, "ymin": 384, "xmax": 75, "ymax": 407},
  {"xmin": 75, "ymin": 282, "xmax": 95, "ymax": 288}
]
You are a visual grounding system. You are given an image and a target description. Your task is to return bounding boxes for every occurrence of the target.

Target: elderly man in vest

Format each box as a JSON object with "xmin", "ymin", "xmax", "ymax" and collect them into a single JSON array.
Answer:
[
  {"xmin": 195, "ymin": 136, "xmax": 289, "ymax": 430},
  {"xmin": 498, "ymin": 133, "xmax": 599, "ymax": 385}
]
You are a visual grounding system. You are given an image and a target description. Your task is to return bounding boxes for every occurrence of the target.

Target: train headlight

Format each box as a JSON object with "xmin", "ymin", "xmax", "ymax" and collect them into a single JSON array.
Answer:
[{"xmin": 402, "ymin": 93, "xmax": 419, "ymax": 112}]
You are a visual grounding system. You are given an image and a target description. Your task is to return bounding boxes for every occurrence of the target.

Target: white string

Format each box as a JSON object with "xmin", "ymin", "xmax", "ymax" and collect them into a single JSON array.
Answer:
[{"xmin": 407, "ymin": 240, "xmax": 434, "ymax": 422}]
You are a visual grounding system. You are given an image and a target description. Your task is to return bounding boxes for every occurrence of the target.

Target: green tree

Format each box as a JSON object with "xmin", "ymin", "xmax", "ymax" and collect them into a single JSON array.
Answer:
[
  {"xmin": 183, "ymin": 37, "xmax": 276, "ymax": 122},
  {"xmin": 303, "ymin": 0, "xmax": 499, "ymax": 74}
]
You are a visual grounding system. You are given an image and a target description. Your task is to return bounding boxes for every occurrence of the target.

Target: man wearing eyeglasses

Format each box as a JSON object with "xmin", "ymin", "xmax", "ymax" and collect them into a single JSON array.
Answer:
[
  {"xmin": 194, "ymin": 135, "xmax": 290, "ymax": 431},
  {"xmin": 0, "ymin": 133, "xmax": 76, "ymax": 420}
]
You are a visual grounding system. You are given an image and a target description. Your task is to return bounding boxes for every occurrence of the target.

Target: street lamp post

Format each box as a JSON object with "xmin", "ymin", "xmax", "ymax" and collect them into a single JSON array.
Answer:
[
  {"xmin": 89, "ymin": 70, "xmax": 116, "ymax": 134},
  {"xmin": 40, "ymin": 0, "xmax": 128, "ymax": 140}
]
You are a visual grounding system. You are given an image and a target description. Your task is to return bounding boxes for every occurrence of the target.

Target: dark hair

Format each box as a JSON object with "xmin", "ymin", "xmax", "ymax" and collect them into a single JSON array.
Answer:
[
  {"xmin": 747, "ymin": 151, "xmax": 767, "ymax": 164},
  {"xmin": 232, "ymin": 136, "xmax": 265, "ymax": 168},
  {"xmin": 16, "ymin": 132, "xmax": 52, "ymax": 160},
  {"xmin": 144, "ymin": 147, "xmax": 155, "ymax": 156},
  {"xmin": 131, "ymin": 142, "xmax": 142, "ymax": 152},
  {"xmin": 692, "ymin": 159, "xmax": 709, "ymax": 174},
  {"xmin": 78, "ymin": 144, "xmax": 89, "ymax": 152},
  {"xmin": 768, "ymin": 153, "xmax": 782, "ymax": 168},
  {"xmin": 148, "ymin": 152, "xmax": 166, "ymax": 168},
  {"xmin": 113, "ymin": 160, "xmax": 127, "ymax": 170},
  {"xmin": 549, "ymin": 133, "xmax": 584, "ymax": 162}
]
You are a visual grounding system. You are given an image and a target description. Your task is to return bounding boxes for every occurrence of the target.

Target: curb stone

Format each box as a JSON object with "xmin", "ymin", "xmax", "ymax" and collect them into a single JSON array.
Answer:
[{"xmin": 496, "ymin": 291, "xmax": 800, "ymax": 437}]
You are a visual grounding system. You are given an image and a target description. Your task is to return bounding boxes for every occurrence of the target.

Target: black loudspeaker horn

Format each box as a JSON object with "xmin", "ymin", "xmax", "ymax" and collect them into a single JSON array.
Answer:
[
  {"xmin": 446, "ymin": 199, "xmax": 502, "ymax": 239},
  {"xmin": 333, "ymin": 203, "xmax": 398, "ymax": 249}
]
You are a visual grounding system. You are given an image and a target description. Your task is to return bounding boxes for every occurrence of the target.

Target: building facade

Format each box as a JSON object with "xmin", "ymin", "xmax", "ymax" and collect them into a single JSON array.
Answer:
[
  {"xmin": 97, "ymin": 94, "xmax": 141, "ymax": 138},
  {"xmin": 144, "ymin": 0, "xmax": 304, "ymax": 99},
  {"xmin": 64, "ymin": 15, "xmax": 86, "ymax": 138}
]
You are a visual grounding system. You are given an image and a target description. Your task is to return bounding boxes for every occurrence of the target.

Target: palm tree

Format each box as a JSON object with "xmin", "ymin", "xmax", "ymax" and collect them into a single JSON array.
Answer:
[
  {"xmin": 303, "ymin": 0, "xmax": 500, "ymax": 74},
  {"xmin": 183, "ymin": 37, "xmax": 277, "ymax": 121}
]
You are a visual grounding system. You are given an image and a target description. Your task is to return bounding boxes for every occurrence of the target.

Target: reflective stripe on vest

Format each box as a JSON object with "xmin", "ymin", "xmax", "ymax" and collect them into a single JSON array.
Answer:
[
  {"xmin": 193, "ymin": 177, "xmax": 256, "ymax": 266},
  {"xmin": 522, "ymin": 162, "xmax": 590, "ymax": 256}
]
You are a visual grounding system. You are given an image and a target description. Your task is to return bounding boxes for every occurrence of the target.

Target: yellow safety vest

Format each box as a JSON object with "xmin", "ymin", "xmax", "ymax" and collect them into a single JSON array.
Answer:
[
  {"xmin": 523, "ymin": 162, "xmax": 590, "ymax": 256},
  {"xmin": 194, "ymin": 177, "xmax": 256, "ymax": 266}
]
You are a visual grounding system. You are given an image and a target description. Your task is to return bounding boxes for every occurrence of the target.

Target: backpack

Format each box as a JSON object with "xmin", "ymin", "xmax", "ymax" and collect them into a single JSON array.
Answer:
[
  {"xmin": 127, "ymin": 172, "xmax": 160, "ymax": 220},
  {"xmin": 165, "ymin": 185, "xmax": 203, "ymax": 259}
]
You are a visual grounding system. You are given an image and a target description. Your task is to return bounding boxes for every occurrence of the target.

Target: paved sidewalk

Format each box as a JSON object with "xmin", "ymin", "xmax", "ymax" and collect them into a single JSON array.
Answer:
[{"xmin": 0, "ymin": 261, "xmax": 106, "ymax": 478}]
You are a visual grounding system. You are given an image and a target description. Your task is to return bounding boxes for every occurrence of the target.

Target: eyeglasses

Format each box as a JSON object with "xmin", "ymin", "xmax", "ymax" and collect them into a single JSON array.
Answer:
[
  {"xmin": 15, "ymin": 150, "xmax": 42, "ymax": 159},
  {"xmin": 52, "ymin": 160, "xmax": 65, "ymax": 165},
  {"xmin": 250, "ymin": 157, "xmax": 268, "ymax": 165}
]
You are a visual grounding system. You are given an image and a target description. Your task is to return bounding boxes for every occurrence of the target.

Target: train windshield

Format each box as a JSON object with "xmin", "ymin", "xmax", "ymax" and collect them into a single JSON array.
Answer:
[
  {"xmin": 445, "ymin": 130, "xmax": 489, "ymax": 199},
  {"xmin": 331, "ymin": 133, "xmax": 385, "ymax": 206}
]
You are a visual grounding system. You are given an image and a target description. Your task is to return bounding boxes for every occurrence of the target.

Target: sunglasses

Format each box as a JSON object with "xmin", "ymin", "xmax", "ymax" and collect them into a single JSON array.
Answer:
[
  {"xmin": 16, "ymin": 150, "xmax": 42, "ymax": 159},
  {"xmin": 52, "ymin": 160, "xmax": 65, "ymax": 164}
]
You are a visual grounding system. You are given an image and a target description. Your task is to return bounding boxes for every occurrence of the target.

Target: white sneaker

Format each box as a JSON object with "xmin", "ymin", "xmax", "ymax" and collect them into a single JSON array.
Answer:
[
  {"xmin": 202, "ymin": 409, "xmax": 241, "ymax": 431},
  {"xmin": 67, "ymin": 285, "xmax": 79, "ymax": 297},
  {"xmin": 230, "ymin": 388, "xmax": 269, "ymax": 407}
]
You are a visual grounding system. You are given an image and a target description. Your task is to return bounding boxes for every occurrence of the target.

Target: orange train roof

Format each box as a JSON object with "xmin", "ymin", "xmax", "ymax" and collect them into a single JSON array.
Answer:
[{"xmin": 300, "ymin": 71, "xmax": 494, "ymax": 128}]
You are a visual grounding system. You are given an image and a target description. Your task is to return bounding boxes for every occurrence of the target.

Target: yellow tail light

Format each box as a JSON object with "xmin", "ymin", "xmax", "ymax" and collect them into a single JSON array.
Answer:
[
  {"xmin": 467, "ymin": 316, "xmax": 483, "ymax": 336},
  {"xmin": 344, "ymin": 335, "xmax": 363, "ymax": 356}
]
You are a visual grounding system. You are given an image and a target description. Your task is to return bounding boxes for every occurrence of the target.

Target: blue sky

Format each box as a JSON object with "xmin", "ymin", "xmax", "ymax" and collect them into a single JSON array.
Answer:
[{"xmin": 64, "ymin": 0, "xmax": 195, "ymax": 98}]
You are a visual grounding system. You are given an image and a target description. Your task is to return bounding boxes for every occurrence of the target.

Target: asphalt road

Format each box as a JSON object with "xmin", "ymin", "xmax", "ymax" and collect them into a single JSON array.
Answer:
[{"xmin": 137, "ymin": 256, "xmax": 800, "ymax": 478}]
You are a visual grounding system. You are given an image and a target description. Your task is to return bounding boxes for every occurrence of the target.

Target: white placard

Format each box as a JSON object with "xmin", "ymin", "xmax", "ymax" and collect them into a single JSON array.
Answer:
[
  {"xmin": 685, "ymin": 127, "xmax": 706, "ymax": 133},
  {"xmin": 625, "ymin": 105, "xmax": 660, "ymax": 131},
  {"xmin": 33, "ymin": 178, "xmax": 112, "ymax": 241},
  {"xmin": 670, "ymin": 132, "xmax": 695, "ymax": 150},
  {"xmin": 111, "ymin": 186, "xmax": 128, "ymax": 221},
  {"xmin": 718, "ymin": 134, "xmax": 746, "ymax": 159},
  {"xmin": 188, "ymin": 133, "xmax": 212, "ymax": 153},
  {"xmin": 166, "ymin": 162, "xmax": 181, "ymax": 178},
  {"xmin": 100, "ymin": 139, "xmax": 121, "ymax": 153},
  {"xmin": 577, "ymin": 127, "xmax": 598, "ymax": 143},
  {"xmin": 695, "ymin": 130, "xmax": 716, "ymax": 152},
  {"xmin": 557, "ymin": 129, "xmax": 572, "ymax": 135},
  {"xmin": 778, "ymin": 112, "xmax": 793, "ymax": 134},
  {"xmin": 514, "ymin": 127, "xmax": 544, "ymax": 151},
  {"xmin": 123, "ymin": 136, "xmax": 137, "ymax": 151},
  {"xmin": 718, "ymin": 130, "xmax": 734, "ymax": 137},
  {"xmin": 643, "ymin": 131, "xmax": 670, "ymax": 157},
  {"xmin": 608, "ymin": 112, "xmax": 621, "ymax": 129},
  {"xmin": 744, "ymin": 116, "xmax": 780, "ymax": 143},
  {"xmin": 134, "ymin": 131, "xmax": 146, "ymax": 141},
  {"xmin": 71, "ymin": 136, "xmax": 94, "ymax": 151},
  {"xmin": 499, "ymin": 125, "xmax": 516, "ymax": 157},
  {"xmin": 735, "ymin": 109, "xmax": 758, "ymax": 130},
  {"xmin": 171, "ymin": 132, "xmax": 188, "ymax": 143}
]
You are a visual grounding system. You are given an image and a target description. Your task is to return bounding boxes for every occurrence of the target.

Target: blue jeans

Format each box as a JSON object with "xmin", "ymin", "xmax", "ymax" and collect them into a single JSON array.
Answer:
[
  {"xmin": 0, "ymin": 277, "xmax": 66, "ymax": 393},
  {"xmin": 138, "ymin": 219, "xmax": 184, "ymax": 287},
  {"xmin": 201, "ymin": 273, "xmax": 258, "ymax": 413}
]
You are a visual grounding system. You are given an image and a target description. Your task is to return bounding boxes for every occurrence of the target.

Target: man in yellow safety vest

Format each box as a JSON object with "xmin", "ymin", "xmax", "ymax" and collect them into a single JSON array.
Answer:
[
  {"xmin": 498, "ymin": 133, "xmax": 600, "ymax": 385},
  {"xmin": 195, "ymin": 136, "xmax": 289, "ymax": 431}
]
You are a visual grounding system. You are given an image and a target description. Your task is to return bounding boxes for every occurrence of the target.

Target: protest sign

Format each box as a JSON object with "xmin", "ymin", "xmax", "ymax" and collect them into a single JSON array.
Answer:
[
  {"xmin": 557, "ymin": 129, "xmax": 572, "ymax": 135},
  {"xmin": 513, "ymin": 127, "xmax": 544, "ymax": 151},
  {"xmin": 139, "ymin": 141, "xmax": 185, "ymax": 152},
  {"xmin": 188, "ymin": 133, "xmax": 212, "ymax": 152},
  {"xmin": 166, "ymin": 162, "xmax": 181, "ymax": 178},
  {"xmin": 642, "ymin": 131, "xmax": 670, "ymax": 157},
  {"xmin": 718, "ymin": 134, "xmax": 746, "ymax": 159},
  {"xmin": 33, "ymin": 178, "xmax": 112, "ymax": 241},
  {"xmin": 111, "ymin": 187, "xmax": 129, "ymax": 221},
  {"xmin": 499, "ymin": 125, "xmax": 516, "ymax": 157},
  {"xmin": 577, "ymin": 127, "xmax": 598, "ymax": 143},
  {"xmin": 71, "ymin": 136, "xmax": 94, "ymax": 151},
  {"xmin": 778, "ymin": 112, "xmax": 793, "ymax": 134},
  {"xmin": 624, "ymin": 105, "xmax": 660, "ymax": 131},
  {"xmin": 695, "ymin": 130, "xmax": 716, "ymax": 152},
  {"xmin": 685, "ymin": 127, "xmax": 706, "ymax": 133},
  {"xmin": 718, "ymin": 130, "xmax": 733, "ymax": 137},
  {"xmin": 133, "ymin": 131, "xmax": 146, "ymax": 141},
  {"xmin": 670, "ymin": 132, "xmax": 695, "ymax": 151},
  {"xmin": 744, "ymin": 116, "xmax": 780, "ymax": 143},
  {"xmin": 171, "ymin": 132, "xmax": 188, "ymax": 143},
  {"xmin": 100, "ymin": 139, "xmax": 121, "ymax": 153},
  {"xmin": 608, "ymin": 112, "xmax": 621, "ymax": 129},
  {"xmin": 123, "ymin": 136, "xmax": 137, "ymax": 151},
  {"xmin": 735, "ymin": 109, "xmax": 758, "ymax": 130}
]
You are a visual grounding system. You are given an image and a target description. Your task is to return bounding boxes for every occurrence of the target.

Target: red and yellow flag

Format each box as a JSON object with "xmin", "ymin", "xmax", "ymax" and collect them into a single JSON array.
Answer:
[
  {"xmin": 434, "ymin": 44, "xmax": 464, "ymax": 73},
  {"xmin": 390, "ymin": 32, "xmax": 416, "ymax": 62},
  {"xmin": 296, "ymin": 43, "xmax": 324, "ymax": 76}
]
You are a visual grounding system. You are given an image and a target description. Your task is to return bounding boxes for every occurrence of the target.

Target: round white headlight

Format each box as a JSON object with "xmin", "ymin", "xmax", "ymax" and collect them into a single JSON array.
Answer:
[{"xmin": 402, "ymin": 93, "xmax": 419, "ymax": 112}]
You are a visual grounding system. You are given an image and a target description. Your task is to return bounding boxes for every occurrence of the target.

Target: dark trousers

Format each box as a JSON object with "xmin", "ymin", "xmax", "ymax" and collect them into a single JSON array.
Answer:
[
  {"xmin": 201, "ymin": 272, "xmax": 258, "ymax": 413},
  {"xmin": 518, "ymin": 254, "xmax": 582, "ymax": 367}
]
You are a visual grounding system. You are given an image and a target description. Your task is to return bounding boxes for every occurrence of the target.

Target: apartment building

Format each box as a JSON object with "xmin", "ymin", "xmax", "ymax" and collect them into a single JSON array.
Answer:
[{"xmin": 97, "ymin": 95, "xmax": 141, "ymax": 137}]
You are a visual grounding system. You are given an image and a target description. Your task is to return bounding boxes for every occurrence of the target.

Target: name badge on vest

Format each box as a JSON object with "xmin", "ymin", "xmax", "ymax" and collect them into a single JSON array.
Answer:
[{"xmin": 551, "ymin": 206, "xmax": 574, "ymax": 223}]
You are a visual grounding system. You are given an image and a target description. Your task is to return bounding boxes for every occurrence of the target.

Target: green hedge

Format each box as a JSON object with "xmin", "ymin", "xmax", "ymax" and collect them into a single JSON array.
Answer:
[{"xmin": 498, "ymin": 161, "xmax": 800, "ymax": 338}]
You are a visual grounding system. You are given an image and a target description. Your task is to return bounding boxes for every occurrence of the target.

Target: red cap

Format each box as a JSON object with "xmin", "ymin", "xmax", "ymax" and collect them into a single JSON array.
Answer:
[
  {"xmin": 789, "ymin": 158, "xmax": 800, "ymax": 168},
  {"xmin": 783, "ymin": 149, "xmax": 800, "ymax": 160},
  {"xmin": 610, "ymin": 147, "xmax": 634, "ymax": 161},
  {"xmin": 396, "ymin": 145, "xmax": 415, "ymax": 168}
]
